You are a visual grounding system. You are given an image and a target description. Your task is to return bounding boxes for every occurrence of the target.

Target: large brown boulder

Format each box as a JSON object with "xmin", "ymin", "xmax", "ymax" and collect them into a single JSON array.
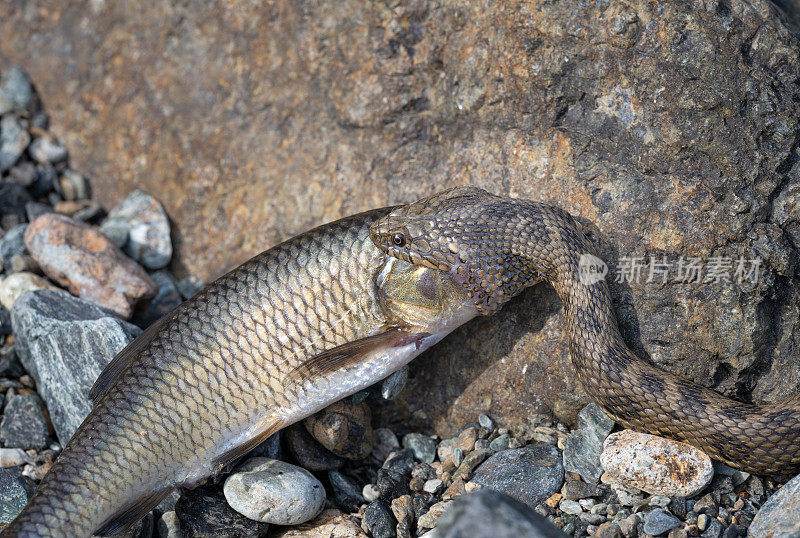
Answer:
[{"xmin": 3, "ymin": 0, "xmax": 800, "ymax": 436}]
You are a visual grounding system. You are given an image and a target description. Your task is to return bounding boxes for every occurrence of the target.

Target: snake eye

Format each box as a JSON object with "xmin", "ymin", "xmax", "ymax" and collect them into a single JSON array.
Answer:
[{"xmin": 392, "ymin": 233, "xmax": 406, "ymax": 247}]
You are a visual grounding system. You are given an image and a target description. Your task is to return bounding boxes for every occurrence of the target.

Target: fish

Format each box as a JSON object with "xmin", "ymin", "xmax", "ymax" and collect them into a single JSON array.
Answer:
[{"xmin": 1, "ymin": 208, "xmax": 478, "ymax": 537}]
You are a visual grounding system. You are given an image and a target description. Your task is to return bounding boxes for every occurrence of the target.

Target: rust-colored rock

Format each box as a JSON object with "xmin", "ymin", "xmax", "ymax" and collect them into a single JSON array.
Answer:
[
  {"xmin": 23, "ymin": 214, "xmax": 157, "ymax": 318},
  {"xmin": 3, "ymin": 0, "xmax": 800, "ymax": 437},
  {"xmin": 303, "ymin": 399, "xmax": 374, "ymax": 460}
]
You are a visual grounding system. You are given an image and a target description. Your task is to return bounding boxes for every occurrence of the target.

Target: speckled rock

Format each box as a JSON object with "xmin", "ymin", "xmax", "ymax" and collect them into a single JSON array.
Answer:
[
  {"xmin": 0, "ymin": 467, "xmax": 34, "ymax": 526},
  {"xmin": 431, "ymin": 489, "xmax": 567, "ymax": 538},
  {"xmin": 4, "ymin": 0, "xmax": 800, "ymax": 438},
  {"xmin": 600, "ymin": 430, "xmax": 713, "ymax": 497},
  {"xmin": 0, "ymin": 224, "xmax": 28, "ymax": 270},
  {"xmin": 363, "ymin": 500, "xmax": 395, "ymax": 538},
  {"xmin": 303, "ymin": 399, "xmax": 374, "ymax": 459},
  {"xmin": 0, "ymin": 394, "xmax": 49, "ymax": 450},
  {"xmin": 472, "ymin": 445, "xmax": 564, "ymax": 508},
  {"xmin": 176, "ymin": 485, "xmax": 269, "ymax": 538},
  {"xmin": 11, "ymin": 290, "xmax": 141, "ymax": 443},
  {"xmin": 99, "ymin": 190, "xmax": 172, "ymax": 269},
  {"xmin": 272, "ymin": 509, "xmax": 366, "ymax": 538},
  {"xmin": 0, "ymin": 66, "xmax": 32, "ymax": 115},
  {"xmin": 749, "ymin": 471, "xmax": 800, "ymax": 537},
  {"xmin": 224, "ymin": 458, "xmax": 325, "ymax": 525},
  {"xmin": 562, "ymin": 404, "xmax": 615, "ymax": 483},
  {"xmin": 24, "ymin": 213, "xmax": 157, "ymax": 318},
  {"xmin": 0, "ymin": 273, "xmax": 59, "ymax": 310},
  {"xmin": 403, "ymin": 433, "xmax": 437, "ymax": 464}
]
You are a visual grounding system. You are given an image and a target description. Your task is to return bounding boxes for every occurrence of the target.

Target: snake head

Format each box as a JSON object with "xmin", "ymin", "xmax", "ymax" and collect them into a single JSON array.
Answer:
[{"xmin": 370, "ymin": 185, "xmax": 544, "ymax": 314}]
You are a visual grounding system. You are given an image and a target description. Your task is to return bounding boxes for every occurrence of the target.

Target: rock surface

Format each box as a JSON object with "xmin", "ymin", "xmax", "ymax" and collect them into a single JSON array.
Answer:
[
  {"xmin": 471, "ymin": 445, "xmax": 564, "ymax": 508},
  {"xmin": 562, "ymin": 404, "xmax": 615, "ymax": 484},
  {"xmin": 24, "ymin": 213, "xmax": 157, "ymax": 318},
  {"xmin": 176, "ymin": 485, "xmax": 269, "ymax": 538},
  {"xmin": 600, "ymin": 430, "xmax": 714, "ymax": 498},
  {"xmin": 272, "ymin": 509, "xmax": 366, "ymax": 538},
  {"xmin": 0, "ymin": 468, "xmax": 33, "ymax": 526},
  {"xmin": 223, "ymin": 458, "xmax": 325, "ymax": 526},
  {"xmin": 749, "ymin": 471, "xmax": 800, "ymax": 537},
  {"xmin": 303, "ymin": 399, "xmax": 374, "ymax": 460},
  {"xmin": 3, "ymin": 0, "xmax": 800, "ymax": 436},
  {"xmin": 430, "ymin": 489, "xmax": 567, "ymax": 538},
  {"xmin": 0, "ymin": 394, "xmax": 49, "ymax": 450},
  {"xmin": 99, "ymin": 190, "xmax": 172, "ymax": 270},
  {"xmin": 11, "ymin": 290, "xmax": 141, "ymax": 444}
]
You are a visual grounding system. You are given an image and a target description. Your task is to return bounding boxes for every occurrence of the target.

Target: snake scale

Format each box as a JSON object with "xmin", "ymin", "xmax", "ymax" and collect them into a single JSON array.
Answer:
[{"xmin": 370, "ymin": 186, "xmax": 800, "ymax": 475}]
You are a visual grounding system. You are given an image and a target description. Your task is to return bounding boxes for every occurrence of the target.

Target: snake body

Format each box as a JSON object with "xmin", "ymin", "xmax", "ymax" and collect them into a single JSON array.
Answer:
[{"xmin": 370, "ymin": 186, "xmax": 800, "ymax": 475}]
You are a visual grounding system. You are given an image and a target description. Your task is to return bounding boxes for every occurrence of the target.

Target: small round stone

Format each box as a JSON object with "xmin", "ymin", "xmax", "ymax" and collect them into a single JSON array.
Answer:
[
  {"xmin": 478, "ymin": 414, "xmax": 494, "ymax": 431},
  {"xmin": 403, "ymin": 433, "xmax": 437, "ymax": 464},
  {"xmin": 560, "ymin": 500, "xmax": 583, "ymax": 515}
]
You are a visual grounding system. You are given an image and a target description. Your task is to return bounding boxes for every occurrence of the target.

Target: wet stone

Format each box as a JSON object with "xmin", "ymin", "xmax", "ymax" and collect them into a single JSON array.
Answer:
[
  {"xmin": 600, "ymin": 430, "xmax": 713, "ymax": 497},
  {"xmin": 472, "ymin": 444, "xmax": 565, "ymax": 509},
  {"xmin": 433, "ymin": 489, "xmax": 568, "ymax": 538},
  {"xmin": 562, "ymin": 403, "xmax": 614, "ymax": 484},
  {"xmin": 0, "ymin": 394, "xmax": 49, "ymax": 450},
  {"xmin": 223, "ymin": 457, "xmax": 325, "ymax": 525},
  {"xmin": 363, "ymin": 500, "xmax": 396, "ymax": 538},
  {"xmin": 176, "ymin": 485, "xmax": 269, "ymax": 538},
  {"xmin": 99, "ymin": 190, "xmax": 172, "ymax": 270},
  {"xmin": 0, "ymin": 67, "xmax": 32, "ymax": 115},
  {"xmin": 402, "ymin": 433, "xmax": 437, "ymax": 464}
]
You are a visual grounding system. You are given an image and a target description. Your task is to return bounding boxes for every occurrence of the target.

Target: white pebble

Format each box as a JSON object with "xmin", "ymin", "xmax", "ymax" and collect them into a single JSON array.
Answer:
[
  {"xmin": 560, "ymin": 499, "xmax": 583, "ymax": 515},
  {"xmin": 0, "ymin": 448, "xmax": 28, "ymax": 468},
  {"xmin": 362, "ymin": 483, "xmax": 380, "ymax": 502},
  {"xmin": 423, "ymin": 478, "xmax": 443, "ymax": 494}
]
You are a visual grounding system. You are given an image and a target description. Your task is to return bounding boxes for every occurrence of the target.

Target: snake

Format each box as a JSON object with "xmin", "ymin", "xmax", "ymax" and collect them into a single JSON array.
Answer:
[{"xmin": 369, "ymin": 185, "xmax": 800, "ymax": 475}]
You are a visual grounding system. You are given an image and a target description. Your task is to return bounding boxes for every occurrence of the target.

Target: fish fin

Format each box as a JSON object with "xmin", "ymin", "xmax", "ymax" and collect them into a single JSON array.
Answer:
[
  {"xmin": 93, "ymin": 486, "xmax": 173, "ymax": 536},
  {"xmin": 89, "ymin": 307, "xmax": 181, "ymax": 406},
  {"xmin": 206, "ymin": 420, "xmax": 285, "ymax": 482},
  {"xmin": 291, "ymin": 327, "xmax": 425, "ymax": 382}
]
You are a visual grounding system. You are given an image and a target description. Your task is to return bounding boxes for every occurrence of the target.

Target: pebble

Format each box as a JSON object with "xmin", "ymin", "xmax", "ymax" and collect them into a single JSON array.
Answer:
[
  {"xmin": 489, "ymin": 433, "xmax": 510, "ymax": 452},
  {"xmin": 223, "ymin": 457, "xmax": 324, "ymax": 525},
  {"xmin": 417, "ymin": 500, "xmax": 451, "ymax": 530},
  {"xmin": 377, "ymin": 449, "xmax": 416, "ymax": 501},
  {"xmin": 0, "ymin": 272, "xmax": 59, "ymax": 310},
  {"xmin": 135, "ymin": 270, "xmax": 182, "ymax": 327},
  {"xmin": 423, "ymin": 478, "xmax": 443, "ymax": 494},
  {"xmin": 0, "ymin": 394, "xmax": 49, "ymax": 450},
  {"xmin": 643, "ymin": 508, "xmax": 682, "ymax": 535},
  {"xmin": 0, "ymin": 467, "xmax": 34, "ymax": 525},
  {"xmin": 363, "ymin": 500, "xmax": 396, "ymax": 538},
  {"xmin": 363, "ymin": 483, "xmax": 380, "ymax": 502},
  {"xmin": 0, "ymin": 224, "xmax": 28, "ymax": 270},
  {"xmin": 272, "ymin": 509, "xmax": 367, "ymax": 537},
  {"xmin": 304, "ymin": 399, "xmax": 374, "ymax": 459},
  {"xmin": 0, "ymin": 67, "xmax": 32, "ymax": 114},
  {"xmin": 25, "ymin": 202, "xmax": 52, "ymax": 225},
  {"xmin": 560, "ymin": 499, "xmax": 583, "ymax": 515},
  {"xmin": 431, "ymin": 489, "xmax": 568, "ymax": 537},
  {"xmin": 156, "ymin": 511, "xmax": 182, "ymax": 538},
  {"xmin": 57, "ymin": 170, "xmax": 89, "ymax": 201},
  {"xmin": 478, "ymin": 414, "xmax": 494, "ymax": 431},
  {"xmin": 600, "ymin": 430, "xmax": 713, "ymax": 497},
  {"xmin": 176, "ymin": 484, "xmax": 269, "ymax": 537},
  {"xmin": 30, "ymin": 164, "xmax": 56, "ymax": 198},
  {"xmin": 176, "ymin": 275, "xmax": 205, "ymax": 300},
  {"xmin": 749, "ymin": 470, "xmax": 800, "ymax": 537},
  {"xmin": 0, "ymin": 115, "xmax": 30, "ymax": 172},
  {"xmin": 11, "ymin": 290, "xmax": 141, "ymax": 443},
  {"xmin": 28, "ymin": 136, "xmax": 67, "ymax": 164},
  {"xmin": 471, "ymin": 444, "xmax": 565, "ymax": 508},
  {"xmin": 0, "ymin": 448, "xmax": 28, "ymax": 468},
  {"xmin": 381, "ymin": 366, "xmax": 408, "ymax": 400},
  {"xmin": 403, "ymin": 433, "xmax": 437, "ymax": 464},
  {"xmin": 595, "ymin": 521, "xmax": 622, "ymax": 538},
  {"xmin": 285, "ymin": 422, "xmax": 344, "ymax": 471},
  {"xmin": 702, "ymin": 517, "xmax": 723, "ymax": 538},
  {"xmin": 328, "ymin": 470, "xmax": 364, "ymax": 512},
  {"xmin": 391, "ymin": 494, "xmax": 415, "ymax": 538},
  {"xmin": 25, "ymin": 213, "xmax": 158, "ymax": 318},
  {"xmin": 562, "ymin": 403, "xmax": 615, "ymax": 484},
  {"xmin": 0, "ymin": 183, "xmax": 32, "ymax": 229},
  {"xmin": 99, "ymin": 190, "xmax": 172, "ymax": 269}
]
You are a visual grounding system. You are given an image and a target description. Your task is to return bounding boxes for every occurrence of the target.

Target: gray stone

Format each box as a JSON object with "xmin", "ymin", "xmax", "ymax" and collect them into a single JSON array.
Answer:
[
  {"xmin": 246, "ymin": 431, "xmax": 282, "ymax": 461},
  {"xmin": 176, "ymin": 484, "xmax": 268, "ymax": 538},
  {"xmin": 0, "ymin": 67, "xmax": 32, "ymax": 115},
  {"xmin": 431, "ymin": 489, "xmax": 567, "ymax": 538},
  {"xmin": 563, "ymin": 403, "xmax": 615, "ymax": 483},
  {"xmin": 284, "ymin": 422, "xmax": 344, "ymax": 471},
  {"xmin": 643, "ymin": 508, "xmax": 681, "ymax": 535},
  {"xmin": 176, "ymin": 275, "xmax": 205, "ymax": 300},
  {"xmin": 0, "ymin": 273, "xmax": 59, "ymax": 310},
  {"xmin": 749, "ymin": 471, "xmax": 800, "ymax": 537},
  {"xmin": 328, "ymin": 470, "xmax": 364, "ymax": 512},
  {"xmin": 381, "ymin": 366, "xmax": 408, "ymax": 400},
  {"xmin": 223, "ymin": 457, "xmax": 325, "ymax": 525},
  {"xmin": 0, "ymin": 184, "xmax": 32, "ymax": 229},
  {"xmin": 0, "ymin": 394, "xmax": 49, "ymax": 450},
  {"xmin": 135, "ymin": 271, "xmax": 183, "ymax": 328},
  {"xmin": 402, "ymin": 433, "xmax": 437, "ymax": 464},
  {"xmin": 0, "ymin": 225, "xmax": 28, "ymax": 271},
  {"xmin": 11, "ymin": 290, "xmax": 141, "ymax": 444},
  {"xmin": 472, "ymin": 444, "xmax": 564, "ymax": 509},
  {"xmin": 0, "ymin": 467, "xmax": 34, "ymax": 526},
  {"xmin": 0, "ymin": 116, "xmax": 29, "ymax": 172},
  {"xmin": 156, "ymin": 511, "xmax": 181, "ymax": 538},
  {"xmin": 100, "ymin": 190, "xmax": 172, "ymax": 270},
  {"xmin": 28, "ymin": 137, "xmax": 67, "ymax": 165},
  {"xmin": 377, "ymin": 449, "xmax": 416, "ymax": 501},
  {"xmin": 363, "ymin": 500, "xmax": 395, "ymax": 538}
]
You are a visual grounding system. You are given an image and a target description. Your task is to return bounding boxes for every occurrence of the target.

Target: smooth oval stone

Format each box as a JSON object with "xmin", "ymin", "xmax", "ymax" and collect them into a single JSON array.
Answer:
[
  {"xmin": 749, "ymin": 471, "xmax": 800, "ymax": 537},
  {"xmin": 224, "ymin": 457, "xmax": 325, "ymax": 525},
  {"xmin": 600, "ymin": 430, "xmax": 713, "ymax": 497}
]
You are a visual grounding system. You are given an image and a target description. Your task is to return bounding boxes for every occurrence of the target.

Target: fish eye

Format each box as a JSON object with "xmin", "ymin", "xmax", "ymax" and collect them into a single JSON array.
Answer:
[{"xmin": 392, "ymin": 233, "xmax": 406, "ymax": 247}]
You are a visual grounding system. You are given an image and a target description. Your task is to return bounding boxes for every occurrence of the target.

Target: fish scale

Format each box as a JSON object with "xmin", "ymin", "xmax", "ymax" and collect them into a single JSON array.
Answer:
[{"xmin": 3, "ymin": 207, "xmax": 484, "ymax": 537}]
